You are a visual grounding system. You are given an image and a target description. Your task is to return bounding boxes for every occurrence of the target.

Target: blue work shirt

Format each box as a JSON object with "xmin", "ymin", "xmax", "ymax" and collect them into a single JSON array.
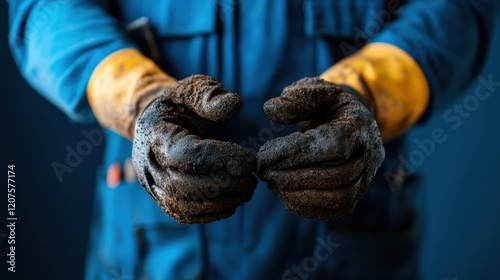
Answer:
[{"xmin": 8, "ymin": 0, "xmax": 499, "ymax": 279}]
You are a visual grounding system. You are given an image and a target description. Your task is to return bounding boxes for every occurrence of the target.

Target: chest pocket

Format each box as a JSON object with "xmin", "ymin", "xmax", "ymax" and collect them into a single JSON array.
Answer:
[
  {"xmin": 150, "ymin": 0, "xmax": 217, "ymax": 37},
  {"xmin": 118, "ymin": 0, "xmax": 217, "ymax": 36},
  {"xmin": 303, "ymin": 0, "xmax": 396, "ymax": 39},
  {"xmin": 118, "ymin": 0, "xmax": 219, "ymax": 77}
]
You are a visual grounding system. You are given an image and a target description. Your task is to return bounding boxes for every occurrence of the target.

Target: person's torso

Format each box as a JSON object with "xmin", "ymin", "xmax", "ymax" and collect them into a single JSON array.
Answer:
[{"xmin": 89, "ymin": 1, "xmax": 420, "ymax": 279}]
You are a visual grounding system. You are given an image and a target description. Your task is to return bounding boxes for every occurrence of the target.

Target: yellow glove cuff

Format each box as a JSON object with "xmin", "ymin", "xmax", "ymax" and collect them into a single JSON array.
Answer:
[
  {"xmin": 320, "ymin": 43, "xmax": 430, "ymax": 141},
  {"xmin": 87, "ymin": 48, "xmax": 176, "ymax": 139}
]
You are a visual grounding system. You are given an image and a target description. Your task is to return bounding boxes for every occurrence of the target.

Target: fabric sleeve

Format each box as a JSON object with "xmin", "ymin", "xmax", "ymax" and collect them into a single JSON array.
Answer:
[
  {"xmin": 7, "ymin": 0, "xmax": 137, "ymax": 123},
  {"xmin": 372, "ymin": 0, "xmax": 500, "ymax": 114}
]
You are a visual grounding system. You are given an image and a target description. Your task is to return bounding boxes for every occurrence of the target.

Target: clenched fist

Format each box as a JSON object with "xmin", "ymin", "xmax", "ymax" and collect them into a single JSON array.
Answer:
[{"xmin": 132, "ymin": 75, "xmax": 257, "ymax": 224}]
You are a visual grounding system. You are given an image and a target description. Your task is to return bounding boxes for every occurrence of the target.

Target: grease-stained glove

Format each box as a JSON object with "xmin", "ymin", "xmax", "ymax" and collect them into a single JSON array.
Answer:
[
  {"xmin": 257, "ymin": 77, "xmax": 385, "ymax": 220},
  {"xmin": 87, "ymin": 49, "xmax": 257, "ymax": 224},
  {"xmin": 132, "ymin": 75, "xmax": 257, "ymax": 224}
]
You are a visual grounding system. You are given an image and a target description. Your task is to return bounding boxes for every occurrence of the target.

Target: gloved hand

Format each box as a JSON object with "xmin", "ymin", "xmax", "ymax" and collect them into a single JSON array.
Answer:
[
  {"xmin": 257, "ymin": 77, "xmax": 385, "ymax": 220},
  {"xmin": 132, "ymin": 75, "xmax": 257, "ymax": 224}
]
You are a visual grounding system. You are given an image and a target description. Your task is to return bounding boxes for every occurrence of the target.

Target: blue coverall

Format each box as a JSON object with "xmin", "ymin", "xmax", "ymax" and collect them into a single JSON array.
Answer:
[{"xmin": 8, "ymin": 0, "xmax": 499, "ymax": 279}]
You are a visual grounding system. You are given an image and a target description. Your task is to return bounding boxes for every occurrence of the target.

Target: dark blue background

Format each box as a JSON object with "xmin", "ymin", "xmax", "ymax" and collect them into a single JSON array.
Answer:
[
  {"xmin": 1, "ymin": 2, "xmax": 499, "ymax": 279},
  {"xmin": 411, "ymin": 19, "xmax": 500, "ymax": 279}
]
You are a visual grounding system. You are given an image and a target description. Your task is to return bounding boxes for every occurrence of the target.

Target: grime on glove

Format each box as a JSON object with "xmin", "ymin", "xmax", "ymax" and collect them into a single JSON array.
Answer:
[
  {"xmin": 133, "ymin": 75, "xmax": 257, "ymax": 224},
  {"xmin": 257, "ymin": 77, "xmax": 385, "ymax": 220}
]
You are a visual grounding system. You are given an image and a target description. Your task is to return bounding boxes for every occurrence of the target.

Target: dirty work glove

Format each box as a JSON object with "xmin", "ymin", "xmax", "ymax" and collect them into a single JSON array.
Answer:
[
  {"xmin": 132, "ymin": 75, "xmax": 257, "ymax": 224},
  {"xmin": 257, "ymin": 78, "xmax": 385, "ymax": 220},
  {"xmin": 87, "ymin": 49, "xmax": 256, "ymax": 224}
]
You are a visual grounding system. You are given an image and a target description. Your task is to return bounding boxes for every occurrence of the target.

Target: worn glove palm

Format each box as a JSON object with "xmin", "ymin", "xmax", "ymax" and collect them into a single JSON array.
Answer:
[
  {"xmin": 132, "ymin": 75, "xmax": 257, "ymax": 224},
  {"xmin": 257, "ymin": 78, "xmax": 385, "ymax": 220}
]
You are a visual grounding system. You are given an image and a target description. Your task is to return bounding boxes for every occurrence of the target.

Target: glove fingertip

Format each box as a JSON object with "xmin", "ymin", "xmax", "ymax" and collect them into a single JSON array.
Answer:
[
  {"xmin": 205, "ymin": 91, "xmax": 243, "ymax": 122},
  {"xmin": 174, "ymin": 75, "xmax": 243, "ymax": 122},
  {"xmin": 264, "ymin": 77, "xmax": 345, "ymax": 125},
  {"xmin": 263, "ymin": 98, "xmax": 297, "ymax": 124},
  {"xmin": 255, "ymin": 138, "xmax": 282, "ymax": 175}
]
